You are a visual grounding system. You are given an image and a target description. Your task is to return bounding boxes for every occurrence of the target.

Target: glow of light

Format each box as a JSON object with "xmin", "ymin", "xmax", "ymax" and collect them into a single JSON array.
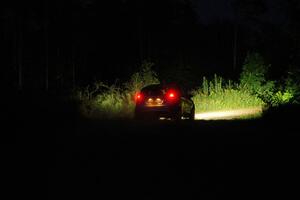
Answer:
[
  {"xmin": 195, "ymin": 107, "xmax": 262, "ymax": 120},
  {"xmin": 166, "ymin": 89, "xmax": 177, "ymax": 101},
  {"xmin": 135, "ymin": 92, "xmax": 143, "ymax": 102}
]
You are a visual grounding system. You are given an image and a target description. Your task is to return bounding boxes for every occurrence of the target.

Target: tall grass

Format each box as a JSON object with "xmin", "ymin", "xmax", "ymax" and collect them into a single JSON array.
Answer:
[
  {"xmin": 192, "ymin": 75, "xmax": 265, "ymax": 113},
  {"xmin": 73, "ymin": 62, "xmax": 159, "ymax": 119},
  {"xmin": 75, "ymin": 73, "xmax": 265, "ymax": 119}
]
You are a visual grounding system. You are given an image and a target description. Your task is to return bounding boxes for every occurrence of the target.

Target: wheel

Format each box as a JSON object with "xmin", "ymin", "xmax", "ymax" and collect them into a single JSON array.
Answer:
[
  {"xmin": 189, "ymin": 107, "xmax": 195, "ymax": 120},
  {"xmin": 171, "ymin": 112, "xmax": 182, "ymax": 121}
]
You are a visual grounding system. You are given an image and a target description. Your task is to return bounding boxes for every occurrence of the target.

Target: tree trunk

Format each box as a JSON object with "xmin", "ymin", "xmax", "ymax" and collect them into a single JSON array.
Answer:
[
  {"xmin": 71, "ymin": 41, "xmax": 76, "ymax": 89},
  {"xmin": 233, "ymin": 21, "xmax": 238, "ymax": 71},
  {"xmin": 138, "ymin": 16, "xmax": 144, "ymax": 62},
  {"xmin": 44, "ymin": 0, "xmax": 49, "ymax": 91},
  {"xmin": 72, "ymin": 63, "xmax": 76, "ymax": 89},
  {"xmin": 233, "ymin": 13, "xmax": 239, "ymax": 72},
  {"xmin": 17, "ymin": 16, "xmax": 23, "ymax": 91}
]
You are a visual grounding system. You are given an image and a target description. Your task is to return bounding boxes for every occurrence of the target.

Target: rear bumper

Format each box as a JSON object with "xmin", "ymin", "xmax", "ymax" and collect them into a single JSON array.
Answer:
[{"xmin": 135, "ymin": 104, "xmax": 181, "ymax": 117}]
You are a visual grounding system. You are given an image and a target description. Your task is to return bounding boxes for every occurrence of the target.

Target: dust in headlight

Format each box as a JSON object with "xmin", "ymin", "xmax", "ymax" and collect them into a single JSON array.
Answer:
[{"xmin": 195, "ymin": 107, "xmax": 262, "ymax": 120}]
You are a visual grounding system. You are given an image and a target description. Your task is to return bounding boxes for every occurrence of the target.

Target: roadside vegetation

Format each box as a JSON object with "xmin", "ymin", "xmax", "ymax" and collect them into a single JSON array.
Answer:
[
  {"xmin": 73, "ymin": 53, "xmax": 300, "ymax": 119},
  {"xmin": 191, "ymin": 75, "xmax": 265, "ymax": 114},
  {"xmin": 192, "ymin": 53, "xmax": 299, "ymax": 118},
  {"xmin": 72, "ymin": 62, "xmax": 159, "ymax": 119}
]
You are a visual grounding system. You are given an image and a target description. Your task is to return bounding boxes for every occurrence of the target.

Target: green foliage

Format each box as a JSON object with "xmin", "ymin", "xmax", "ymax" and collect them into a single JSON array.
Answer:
[
  {"xmin": 78, "ymin": 83, "xmax": 134, "ymax": 119},
  {"xmin": 240, "ymin": 53, "xmax": 268, "ymax": 88},
  {"xmin": 239, "ymin": 53, "xmax": 300, "ymax": 106},
  {"xmin": 192, "ymin": 74, "xmax": 265, "ymax": 113},
  {"xmin": 124, "ymin": 61, "xmax": 159, "ymax": 95},
  {"xmin": 271, "ymin": 91, "xmax": 294, "ymax": 106},
  {"xmin": 239, "ymin": 52, "xmax": 276, "ymax": 105},
  {"xmin": 284, "ymin": 68, "xmax": 300, "ymax": 103},
  {"xmin": 270, "ymin": 68, "xmax": 300, "ymax": 106},
  {"xmin": 74, "ymin": 61, "xmax": 159, "ymax": 119}
]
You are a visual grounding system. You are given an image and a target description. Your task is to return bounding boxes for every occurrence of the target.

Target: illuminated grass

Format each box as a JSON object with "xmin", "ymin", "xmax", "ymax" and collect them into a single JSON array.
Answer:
[
  {"xmin": 75, "ymin": 62, "xmax": 159, "ymax": 119},
  {"xmin": 192, "ymin": 75, "xmax": 265, "ymax": 116},
  {"xmin": 192, "ymin": 88, "xmax": 264, "ymax": 113}
]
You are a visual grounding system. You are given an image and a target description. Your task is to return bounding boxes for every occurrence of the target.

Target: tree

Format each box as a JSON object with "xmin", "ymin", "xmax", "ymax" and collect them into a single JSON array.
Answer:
[
  {"xmin": 231, "ymin": 0, "xmax": 268, "ymax": 71},
  {"xmin": 240, "ymin": 52, "xmax": 275, "ymax": 104},
  {"xmin": 279, "ymin": 0, "xmax": 300, "ymax": 65}
]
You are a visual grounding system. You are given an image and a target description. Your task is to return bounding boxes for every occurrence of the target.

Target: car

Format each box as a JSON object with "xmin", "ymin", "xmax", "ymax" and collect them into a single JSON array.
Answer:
[{"xmin": 134, "ymin": 83, "xmax": 195, "ymax": 120}]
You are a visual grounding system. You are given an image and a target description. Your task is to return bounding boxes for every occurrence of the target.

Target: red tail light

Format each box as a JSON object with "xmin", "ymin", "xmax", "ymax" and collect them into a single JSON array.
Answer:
[
  {"xmin": 135, "ymin": 92, "xmax": 144, "ymax": 103},
  {"xmin": 165, "ymin": 89, "xmax": 179, "ymax": 102},
  {"xmin": 168, "ymin": 92, "xmax": 175, "ymax": 98}
]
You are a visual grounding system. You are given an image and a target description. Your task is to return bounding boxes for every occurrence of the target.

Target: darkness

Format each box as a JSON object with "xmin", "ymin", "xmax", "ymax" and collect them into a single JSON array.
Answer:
[
  {"xmin": 2, "ymin": 1, "xmax": 300, "ymax": 199},
  {"xmin": 3, "ymin": 0, "xmax": 300, "ymax": 91}
]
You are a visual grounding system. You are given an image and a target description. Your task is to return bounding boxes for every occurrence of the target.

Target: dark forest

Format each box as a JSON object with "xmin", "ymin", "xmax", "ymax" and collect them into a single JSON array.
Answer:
[{"xmin": 3, "ymin": 0, "xmax": 300, "ymax": 91}]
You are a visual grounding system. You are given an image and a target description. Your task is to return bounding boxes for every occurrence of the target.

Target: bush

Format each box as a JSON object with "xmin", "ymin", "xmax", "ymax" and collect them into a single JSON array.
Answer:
[
  {"xmin": 239, "ymin": 52, "xmax": 276, "ymax": 104},
  {"xmin": 271, "ymin": 90, "xmax": 294, "ymax": 106},
  {"xmin": 124, "ymin": 61, "xmax": 159, "ymax": 95},
  {"xmin": 283, "ymin": 68, "xmax": 300, "ymax": 103},
  {"xmin": 74, "ymin": 61, "xmax": 159, "ymax": 119},
  {"xmin": 192, "ymin": 74, "xmax": 265, "ymax": 113},
  {"xmin": 239, "ymin": 53, "xmax": 300, "ymax": 106}
]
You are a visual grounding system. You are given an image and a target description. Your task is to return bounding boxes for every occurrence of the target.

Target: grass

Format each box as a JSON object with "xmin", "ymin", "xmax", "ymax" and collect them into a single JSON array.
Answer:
[
  {"xmin": 75, "ymin": 74, "xmax": 265, "ymax": 120},
  {"xmin": 74, "ymin": 73, "xmax": 267, "ymax": 120},
  {"xmin": 74, "ymin": 62, "xmax": 159, "ymax": 119},
  {"xmin": 192, "ymin": 75, "xmax": 265, "ymax": 114},
  {"xmin": 77, "ymin": 83, "xmax": 135, "ymax": 119}
]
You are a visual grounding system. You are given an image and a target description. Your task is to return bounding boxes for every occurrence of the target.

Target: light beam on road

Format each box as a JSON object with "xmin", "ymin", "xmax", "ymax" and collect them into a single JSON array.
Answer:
[{"xmin": 195, "ymin": 107, "xmax": 262, "ymax": 120}]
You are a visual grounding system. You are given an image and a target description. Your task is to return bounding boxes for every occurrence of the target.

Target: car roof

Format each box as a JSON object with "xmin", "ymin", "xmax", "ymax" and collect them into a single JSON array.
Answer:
[
  {"xmin": 141, "ymin": 83, "xmax": 181, "ymax": 91},
  {"xmin": 141, "ymin": 84, "xmax": 162, "ymax": 91}
]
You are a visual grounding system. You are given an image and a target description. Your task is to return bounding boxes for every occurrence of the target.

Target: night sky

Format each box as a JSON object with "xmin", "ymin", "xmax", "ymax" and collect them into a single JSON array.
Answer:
[
  {"xmin": 192, "ymin": 0, "xmax": 286, "ymax": 24},
  {"xmin": 2, "ymin": 0, "xmax": 300, "ymax": 91}
]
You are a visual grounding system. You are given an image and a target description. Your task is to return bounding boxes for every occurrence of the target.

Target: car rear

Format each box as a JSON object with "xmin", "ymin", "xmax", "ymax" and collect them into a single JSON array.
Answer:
[{"xmin": 134, "ymin": 84, "xmax": 182, "ymax": 120}]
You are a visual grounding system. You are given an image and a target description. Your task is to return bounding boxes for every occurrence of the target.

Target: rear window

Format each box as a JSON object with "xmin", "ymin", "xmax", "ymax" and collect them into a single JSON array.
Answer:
[
  {"xmin": 141, "ymin": 84, "xmax": 184, "ymax": 96},
  {"xmin": 141, "ymin": 85, "xmax": 165, "ymax": 96}
]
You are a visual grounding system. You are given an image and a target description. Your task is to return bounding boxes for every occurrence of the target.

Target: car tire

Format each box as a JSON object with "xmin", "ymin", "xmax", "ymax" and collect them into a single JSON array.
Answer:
[
  {"xmin": 171, "ymin": 112, "xmax": 182, "ymax": 121},
  {"xmin": 189, "ymin": 107, "xmax": 195, "ymax": 120}
]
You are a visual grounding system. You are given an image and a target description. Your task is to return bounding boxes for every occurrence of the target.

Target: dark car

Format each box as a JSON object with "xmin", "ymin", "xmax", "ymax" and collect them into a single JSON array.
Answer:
[{"xmin": 134, "ymin": 83, "xmax": 195, "ymax": 120}]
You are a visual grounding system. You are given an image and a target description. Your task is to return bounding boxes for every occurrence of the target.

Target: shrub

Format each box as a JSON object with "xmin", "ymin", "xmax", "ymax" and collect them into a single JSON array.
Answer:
[
  {"xmin": 124, "ymin": 61, "xmax": 159, "ymax": 95},
  {"xmin": 74, "ymin": 61, "xmax": 159, "ymax": 119},
  {"xmin": 271, "ymin": 91, "xmax": 294, "ymax": 106},
  {"xmin": 239, "ymin": 52, "xmax": 276, "ymax": 104},
  {"xmin": 192, "ymin": 74, "xmax": 265, "ymax": 113},
  {"xmin": 284, "ymin": 68, "xmax": 300, "ymax": 103}
]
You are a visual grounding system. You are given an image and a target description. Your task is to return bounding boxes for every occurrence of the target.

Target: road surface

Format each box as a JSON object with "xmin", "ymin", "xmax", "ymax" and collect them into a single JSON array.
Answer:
[
  {"xmin": 195, "ymin": 107, "xmax": 262, "ymax": 120},
  {"xmin": 2, "ymin": 96, "xmax": 299, "ymax": 199}
]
